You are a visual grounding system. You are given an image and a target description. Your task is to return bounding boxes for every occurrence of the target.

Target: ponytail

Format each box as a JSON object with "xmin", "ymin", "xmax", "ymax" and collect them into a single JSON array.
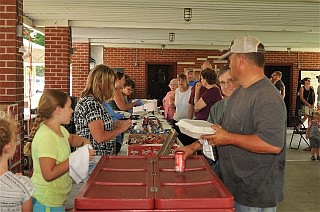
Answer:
[{"xmin": 28, "ymin": 115, "xmax": 45, "ymax": 140}]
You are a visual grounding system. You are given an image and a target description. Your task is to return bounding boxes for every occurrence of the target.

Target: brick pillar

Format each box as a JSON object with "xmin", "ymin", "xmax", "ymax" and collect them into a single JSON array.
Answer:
[
  {"xmin": 0, "ymin": 0, "xmax": 24, "ymax": 173},
  {"xmin": 71, "ymin": 42, "xmax": 90, "ymax": 97},
  {"xmin": 45, "ymin": 27, "xmax": 71, "ymax": 93}
]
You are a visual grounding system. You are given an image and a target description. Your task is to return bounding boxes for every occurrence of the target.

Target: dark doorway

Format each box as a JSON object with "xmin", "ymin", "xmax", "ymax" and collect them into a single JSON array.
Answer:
[
  {"xmin": 147, "ymin": 63, "xmax": 176, "ymax": 106},
  {"xmin": 264, "ymin": 65, "xmax": 292, "ymax": 125}
]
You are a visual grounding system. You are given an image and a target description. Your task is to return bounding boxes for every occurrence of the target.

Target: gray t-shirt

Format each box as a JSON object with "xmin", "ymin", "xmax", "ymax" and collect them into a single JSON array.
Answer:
[
  {"xmin": 274, "ymin": 80, "xmax": 285, "ymax": 93},
  {"xmin": 309, "ymin": 121, "xmax": 320, "ymax": 139},
  {"xmin": 218, "ymin": 77, "xmax": 286, "ymax": 207},
  {"xmin": 207, "ymin": 99, "xmax": 229, "ymax": 124}
]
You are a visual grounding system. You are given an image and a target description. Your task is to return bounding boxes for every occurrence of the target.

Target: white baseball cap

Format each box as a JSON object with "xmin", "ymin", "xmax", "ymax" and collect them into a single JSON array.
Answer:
[{"xmin": 219, "ymin": 35, "xmax": 265, "ymax": 59}]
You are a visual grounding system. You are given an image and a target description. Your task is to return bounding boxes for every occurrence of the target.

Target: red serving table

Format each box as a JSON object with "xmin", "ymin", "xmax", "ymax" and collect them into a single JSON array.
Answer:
[{"xmin": 75, "ymin": 156, "xmax": 234, "ymax": 211}]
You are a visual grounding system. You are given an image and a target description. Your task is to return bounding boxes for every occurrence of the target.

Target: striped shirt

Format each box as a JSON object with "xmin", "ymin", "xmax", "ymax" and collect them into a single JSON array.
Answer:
[{"xmin": 0, "ymin": 171, "xmax": 34, "ymax": 211}]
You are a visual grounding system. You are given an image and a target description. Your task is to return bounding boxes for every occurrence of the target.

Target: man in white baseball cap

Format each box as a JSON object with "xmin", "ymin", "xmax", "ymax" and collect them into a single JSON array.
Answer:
[
  {"xmin": 219, "ymin": 35, "xmax": 265, "ymax": 60},
  {"xmin": 202, "ymin": 35, "xmax": 286, "ymax": 211}
]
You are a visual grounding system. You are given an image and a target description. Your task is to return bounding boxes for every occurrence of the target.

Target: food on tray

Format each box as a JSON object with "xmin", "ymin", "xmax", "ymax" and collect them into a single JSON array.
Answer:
[
  {"xmin": 129, "ymin": 116, "xmax": 170, "ymax": 134},
  {"xmin": 128, "ymin": 134, "xmax": 166, "ymax": 145}
]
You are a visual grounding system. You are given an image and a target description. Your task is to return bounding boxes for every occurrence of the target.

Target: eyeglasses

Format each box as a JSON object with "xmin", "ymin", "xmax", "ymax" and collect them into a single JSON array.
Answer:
[
  {"xmin": 271, "ymin": 74, "xmax": 277, "ymax": 77},
  {"xmin": 219, "ymin": 78, "xmax": 234, "ymax": 87}
]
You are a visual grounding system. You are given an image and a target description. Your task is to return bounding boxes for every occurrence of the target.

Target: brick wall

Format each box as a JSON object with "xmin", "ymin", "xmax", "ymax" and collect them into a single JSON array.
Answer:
[
  {"xmin": 45, "ymin": 27, "xmax": 71, "ymax": 93},
  {"xmin": 71, "ymin": 42, "xmax": 90, "ymax": 97},
  {"xmin": 0, "ymin": 0, "xmax": 24, "ymax": 173}
]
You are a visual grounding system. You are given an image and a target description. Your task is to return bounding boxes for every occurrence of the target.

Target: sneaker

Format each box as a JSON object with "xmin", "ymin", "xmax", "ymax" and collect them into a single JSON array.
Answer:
[
  {"xmin": 311, "ymin": 156, "xmax": 316, "ymax": 161},
  {"xmin": 317, "ymin": 156, "xmax": 320, "ymax": 161}
]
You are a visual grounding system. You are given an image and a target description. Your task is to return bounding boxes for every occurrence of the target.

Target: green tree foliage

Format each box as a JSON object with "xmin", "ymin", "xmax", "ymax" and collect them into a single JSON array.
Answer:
[
  {"xmin": 33, "ymin": 34, "xmax": 45, "ymax": 46},
  {"xmin": 23, "ymin": 26, "xmax": 45, "ymax": 46}
]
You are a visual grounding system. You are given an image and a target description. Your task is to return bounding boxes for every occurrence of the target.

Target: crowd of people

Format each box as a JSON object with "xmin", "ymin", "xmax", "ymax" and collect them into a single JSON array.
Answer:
[{"xmin": 0, "ymin": 35, "xmax": 319, "ymax": 212}]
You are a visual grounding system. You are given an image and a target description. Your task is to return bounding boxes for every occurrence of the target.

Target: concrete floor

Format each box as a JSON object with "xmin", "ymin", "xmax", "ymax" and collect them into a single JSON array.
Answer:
[
  {"xmin": 277, "ymin": 129, "xmax": 320, "ymax": 212},
  {"xmin": 66, "ymin": 129, "xmax": 320, "ymax": 211}
]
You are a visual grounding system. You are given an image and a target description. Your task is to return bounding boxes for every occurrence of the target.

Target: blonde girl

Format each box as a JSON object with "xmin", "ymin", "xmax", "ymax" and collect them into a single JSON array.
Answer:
[
  {"xmin": 0, "ymin": 117, "xmax": 34, "ymax": 211},
  {"xmin": 29, "ymin": 89, "xmax": 94, "ymax": 211}
]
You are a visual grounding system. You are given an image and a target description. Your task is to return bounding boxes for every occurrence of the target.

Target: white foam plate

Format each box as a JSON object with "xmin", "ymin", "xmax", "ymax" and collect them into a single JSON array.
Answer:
[{"xmin": 176, "ymin": 119, "xmax": 215, "ymax": 139}]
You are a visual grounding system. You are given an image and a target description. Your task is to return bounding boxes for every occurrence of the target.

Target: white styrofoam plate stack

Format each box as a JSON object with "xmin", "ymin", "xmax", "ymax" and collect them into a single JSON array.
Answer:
[{"xmin": 176, "ymin": 119, "xmax": 216, "ymax": 139}]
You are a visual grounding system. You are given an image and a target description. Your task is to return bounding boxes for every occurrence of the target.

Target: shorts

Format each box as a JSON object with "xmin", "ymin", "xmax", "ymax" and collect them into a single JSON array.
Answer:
[
  {"xmin": 309, "ymin": 138, "xmax": 320, "ymax": 148},
  {"xmin": 32, "ymin": 198, "xmax": 65, "ymax": 212}
]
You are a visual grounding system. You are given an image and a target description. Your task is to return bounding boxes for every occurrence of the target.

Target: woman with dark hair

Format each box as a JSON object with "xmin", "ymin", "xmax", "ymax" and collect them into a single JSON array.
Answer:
[
  {"xmin": 122, "ymin": 77, "xmax": 135, "ymax": 104},
  {"xmin": 194, "ymin": 68, "xmax": 223, "ymax": 120},
  {"xmin": 109, "ymin": 72, "xmax": 142, "ymax": 111}
]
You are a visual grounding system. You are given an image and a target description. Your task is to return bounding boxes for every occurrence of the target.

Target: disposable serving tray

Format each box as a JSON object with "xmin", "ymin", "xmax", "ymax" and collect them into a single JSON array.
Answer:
[{"xmin": 176, "ymin": 119, "xmax": 215, "ymax": 139}]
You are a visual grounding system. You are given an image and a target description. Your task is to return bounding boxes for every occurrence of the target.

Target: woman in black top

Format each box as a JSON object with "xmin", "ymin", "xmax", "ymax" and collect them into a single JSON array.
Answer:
[{"xmin": 299, "ymin": 77, "xmax": 315, "ymax": 128}]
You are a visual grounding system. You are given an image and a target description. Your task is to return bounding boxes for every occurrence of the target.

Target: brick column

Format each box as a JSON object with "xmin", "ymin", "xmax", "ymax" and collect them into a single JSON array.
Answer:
[
  {"xmin": 0, "ymin": 0, "xmax": 24, "ymax": 173},
  {"xmin": 71, "ymin": 42, "xmax": 90, "ymax": 97},
  {"xmin": 45, "ymin": 27, "xmax": 71, "ymax": 93}
]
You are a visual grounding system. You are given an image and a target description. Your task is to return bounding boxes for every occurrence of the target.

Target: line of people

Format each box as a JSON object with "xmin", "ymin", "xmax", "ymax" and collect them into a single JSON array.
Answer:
[{"xmin": 162, "ymin": 61, "xmax": 223, "ymax": 146}]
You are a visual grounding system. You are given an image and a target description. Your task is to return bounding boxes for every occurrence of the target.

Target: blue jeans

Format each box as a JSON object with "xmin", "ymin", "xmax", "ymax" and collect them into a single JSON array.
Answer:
[
  {"xmin": 234, "ymin": 202, "xmax": 277, "ymax": 212},
  {"xmin": 32, "ymin": 198, "xmax": 65, "ymax": 212}
]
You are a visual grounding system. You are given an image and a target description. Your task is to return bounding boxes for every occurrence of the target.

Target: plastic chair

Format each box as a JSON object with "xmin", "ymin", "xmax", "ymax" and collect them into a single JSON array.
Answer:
[{"xmin": 289, "ymin": 116, "xmax": 310, "ymax": 149}]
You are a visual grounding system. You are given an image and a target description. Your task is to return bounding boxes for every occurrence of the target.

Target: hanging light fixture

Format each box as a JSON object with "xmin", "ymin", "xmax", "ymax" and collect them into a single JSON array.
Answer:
[
  {"xmin": 184, "ymin": 8, "xmax": 192, "ymax": 22},
  {"xmin": 169, "ymin": 33, "xmax": 175, "ymax": 42}
]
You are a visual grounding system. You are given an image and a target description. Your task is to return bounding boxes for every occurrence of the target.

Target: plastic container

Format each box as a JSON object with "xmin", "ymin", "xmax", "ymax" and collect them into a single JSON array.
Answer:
[
  {"xmin": 74, "ymin": 155, "xmax": 234, "ymax": 211},
  {"xmin": 176, "ymin": 119, "xmax": 215, "ymax": 139},
  {"xmin": 154, "ymin": 156, "xmax": 234, "ymax": 210},
  {"xmin": 74, "ymin": 156, "xmax": 154, "ymax": 210}
]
